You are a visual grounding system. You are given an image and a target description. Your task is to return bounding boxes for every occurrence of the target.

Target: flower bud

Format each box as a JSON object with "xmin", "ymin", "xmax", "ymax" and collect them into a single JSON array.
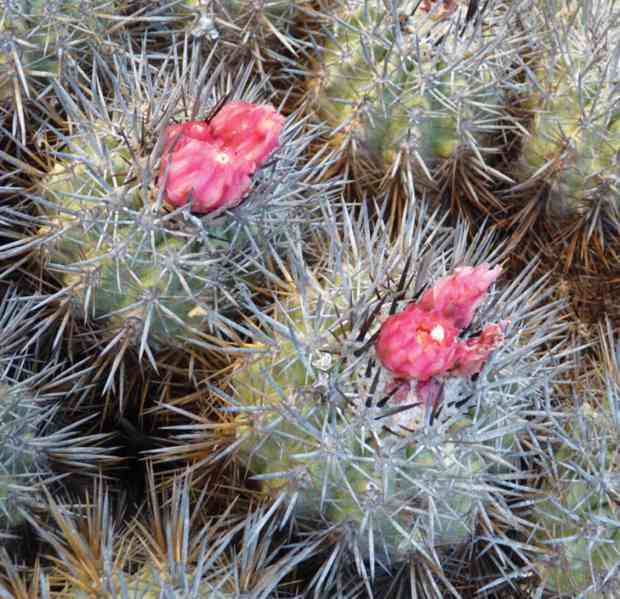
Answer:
[
  {"xmin": 158, "ymin": 102, "xmax": 285, "ymax": 214},
  {"xmin": 417, "ymin": 264, "xmax": 502, "ymax": 329},
  {"xmin": 161, "ymin": 140, "xmax": 251, "ymax": 212}
]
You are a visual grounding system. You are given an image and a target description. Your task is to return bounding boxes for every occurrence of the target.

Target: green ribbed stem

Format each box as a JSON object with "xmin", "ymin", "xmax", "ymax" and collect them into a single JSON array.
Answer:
[
  {"xmin": 60, "ymin": 231, "xmax": 211, "ymax": 336},
  {"xmin": 0, "ymin": 0, "xmax": 114, "ymax": 102},
  {"xmin": 312, "ymin": 3, "xmax": 501, "ymax": 173},
  {"xmin": 535, "ymin": 482, "xmax": 620, "ymax": 595}
]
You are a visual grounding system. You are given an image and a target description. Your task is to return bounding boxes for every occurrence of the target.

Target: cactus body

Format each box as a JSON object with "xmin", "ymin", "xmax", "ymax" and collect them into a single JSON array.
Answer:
[
  {"xmin": 509, "ymin": 0, "xmax": 620, "ymax": 267},
  {"xmin": 533, "ymin": 407, "xmax": 620, "ymax": 597},
  {"xmin": 0, "ymin": 0, "xmax": 116, "ymax": 144},
  {"xmin": 304, "ymin": 0, "xmax": 526, "ymax": 199},
  {"xmin": 27, "ymin": 40, "xmax": 336, "ymax": 366},
  {"xmin": 532, "ymin": 324, "xmax": 620, "ymax": 597},
  {"xmin": 163, "ymin": 199, "xmax": 569, "ymax": 595}
]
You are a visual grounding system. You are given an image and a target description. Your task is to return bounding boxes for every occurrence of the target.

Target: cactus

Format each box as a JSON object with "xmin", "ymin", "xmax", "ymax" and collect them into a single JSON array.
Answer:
[
  {"xmin": 506, "ymin": 0, "xmax": 620, "ymax": 270},
  {"xmin": 129, "ymin": 472, "xmax": 318, "ymax": 599},
  {"xmin": 22, "ymin": 37, "xmax": 338, "ymax": 390},
  {"xmin": 38, "ymin": 470, "xmax": 318, "ymax": 598},
  {"xmin": 0, "ymin": 286, "xmax": 118, "ymax": 538},
  {"xmin": 299, "ymin": 0, "xmax": 527, "ymax": 204},
  {"xmin": 531, "ymin": 320, "xmax": 620, "ymax": 598},
  {"xmin": 0, "ymin": 553, "xmax": 49, "ymax": 599},
  {"xmin": 0, "ymin": 0, "xmax": 119, "ymax": 145},
  {"xmin": 158, "ymin": 198, "xmax": 569, "ymax": 596},
  {"xmin": 181, "ymin": 1, "xmax": 306, "ymax": 70}
]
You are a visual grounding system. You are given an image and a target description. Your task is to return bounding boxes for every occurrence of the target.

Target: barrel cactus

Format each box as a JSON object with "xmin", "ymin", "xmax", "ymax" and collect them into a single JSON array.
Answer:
[
  {"xmin": 151, "ymin": 0, "xmax": 309, "ymax": 83},
  {"xmin": 38, "ymin": 469, "xmax": 318, "ymax": 598},
  {"xmin": 23, "ymin": 37, "xmax": 337, "ymax": 389},
  {"xmin": 0, "ymin": 0, "xmax": 120, "ymax": 143},
  {"xmin": 0, "ymin": 1, "xmax": 616, "ymax": 598},
  {"xmin": 506, "ymin": 0, "xmax": 620, "ymax": 270},
  {"xmin": 158, "ymin": 197, "xmax": 569, "ymax": 597},
  {"xmin": 185, "ymin": 0, "xmax": 301, "ymax": 45},
  {"xmin": 300, "ymin": 0, "xmax": 527, "ymax": 205}
]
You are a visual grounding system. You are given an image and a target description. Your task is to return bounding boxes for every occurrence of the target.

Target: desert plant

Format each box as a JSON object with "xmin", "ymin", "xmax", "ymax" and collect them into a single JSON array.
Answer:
[
  {"xmin": 38, "ymin": 468, "xmax": 319, "ymax": 598},
  {"xmin": 504, "ymin": 0, "xmax": 620, "ymax": 271},
  {"xmin": 10, "ymin": 36, "xmax": 339, "ymax": 396},
  {"xmin": 157, "ymin": 196, "xmax": 570, "ymax": 597},
  {"xmin": 297, "ymin": 0, "xmax": 528, "ymax": 207},
  {"xmin": 0, "ymin": 0, "xmax": 121, "ymax": 143},
  {"xmin": 530, "ymin": 320, "xmax": 620, "ymax": 598}
]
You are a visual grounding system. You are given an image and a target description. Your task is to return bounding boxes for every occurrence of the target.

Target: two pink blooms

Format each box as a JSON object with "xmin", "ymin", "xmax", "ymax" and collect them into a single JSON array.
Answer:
[
  {"xmin": 159, "ymin": 102, "xmax": 285, "ymax": 214},
  {"xmin": 376, "ymin": 264, "xmax": 507, "ymax": 407}
]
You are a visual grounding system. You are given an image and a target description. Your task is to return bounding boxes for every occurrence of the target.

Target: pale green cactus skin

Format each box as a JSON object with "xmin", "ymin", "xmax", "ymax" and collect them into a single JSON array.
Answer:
[
  {"xmin": 38, "ymin": 133, "xmax": 211, "ymax": 340},
  {"xmin": 516, "ymin": 0, "xmax": 620, "ymax": 220},
  {"xmin": 36, "ymin": 122, "xmax": 309, "ymax": 349},
  {"xmin": 532, "ymin": 399, "xmax": 620, "ymax": 597},
  {"xmin": 232, "ymin": 324, "xmax": 519, "ymax": 558},
  {"xmin": 28, "ymin": 37, "xmax": 337, "ymax": 360},
  {"xmin": 306, "ymin": 0, "xmax": 520, "ymax": 187}
]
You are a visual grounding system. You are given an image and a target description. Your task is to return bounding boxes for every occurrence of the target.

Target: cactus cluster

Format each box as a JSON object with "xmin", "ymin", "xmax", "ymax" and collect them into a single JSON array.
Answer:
[{"xmin": 0, "ymin": 0, "xmax": 618, "ymax": 598}]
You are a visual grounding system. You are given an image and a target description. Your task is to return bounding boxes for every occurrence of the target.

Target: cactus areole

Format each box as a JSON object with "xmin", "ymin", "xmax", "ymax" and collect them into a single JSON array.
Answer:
[{"xmin": 159, "ymin": 101, "xmax": 285, "ymax": 213}]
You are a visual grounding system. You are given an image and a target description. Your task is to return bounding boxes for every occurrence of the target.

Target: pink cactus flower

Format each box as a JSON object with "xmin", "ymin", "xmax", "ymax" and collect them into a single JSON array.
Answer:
[
  {"xmin": 417, "ymin": 264, "xmax": 502, "ymax": 329},
  {"xmin": 453, "ymin": 322, "xmax": 508, "ymax": 376},
  {"xmin": 375, "ymin": 305, "xmax": 461, "ymax": 381},
  {"xmin": 158, "ymin": 102, "xmax": 284, "ymax": 214},
  {"xmin": 208, "ymin": 101, "xmax": 285, "ymax": 166},
  {"xmin": 375, "ymin": 264, "xmax": 506, "ymax": 412}
]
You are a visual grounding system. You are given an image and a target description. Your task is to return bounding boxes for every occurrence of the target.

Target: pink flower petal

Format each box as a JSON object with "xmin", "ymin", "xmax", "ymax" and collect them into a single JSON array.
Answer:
[
  {"xmin": 157, "ymin": 102, "xmax": 284, "ymax": 214},
  {"xmin": 418, "ymin": 264, "xmax": 502, "ymax": 329},
  {"xmin": 375, "ymin": 306, "xmax": 460, "ymax": 380},
  {"xmin": 208, "ymin": 101, "xmax": 285, "ymax": 166},
  {"xmin": 162, "ymin": 142, "xmax": 251, "ymax": 212},
  {"xmin": 453, "ymin": 321, "xmax": 508, "ymax": 376}
]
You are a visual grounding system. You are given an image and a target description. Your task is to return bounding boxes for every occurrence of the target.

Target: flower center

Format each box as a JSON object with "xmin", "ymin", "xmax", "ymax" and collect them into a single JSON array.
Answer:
[
  {"xmin": 215, "ymin": 151, "xmax": 231, "ymax": 164},
  {"xmin": 430, "ymin": 324, "xmax": 445, "ymax": 342}
]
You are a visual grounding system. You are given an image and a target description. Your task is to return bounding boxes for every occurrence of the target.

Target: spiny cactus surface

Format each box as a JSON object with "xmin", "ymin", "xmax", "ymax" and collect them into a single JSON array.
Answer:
[{"xmin": 21, "ymin": 38, "xmax": 339, "ymax": 386}]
